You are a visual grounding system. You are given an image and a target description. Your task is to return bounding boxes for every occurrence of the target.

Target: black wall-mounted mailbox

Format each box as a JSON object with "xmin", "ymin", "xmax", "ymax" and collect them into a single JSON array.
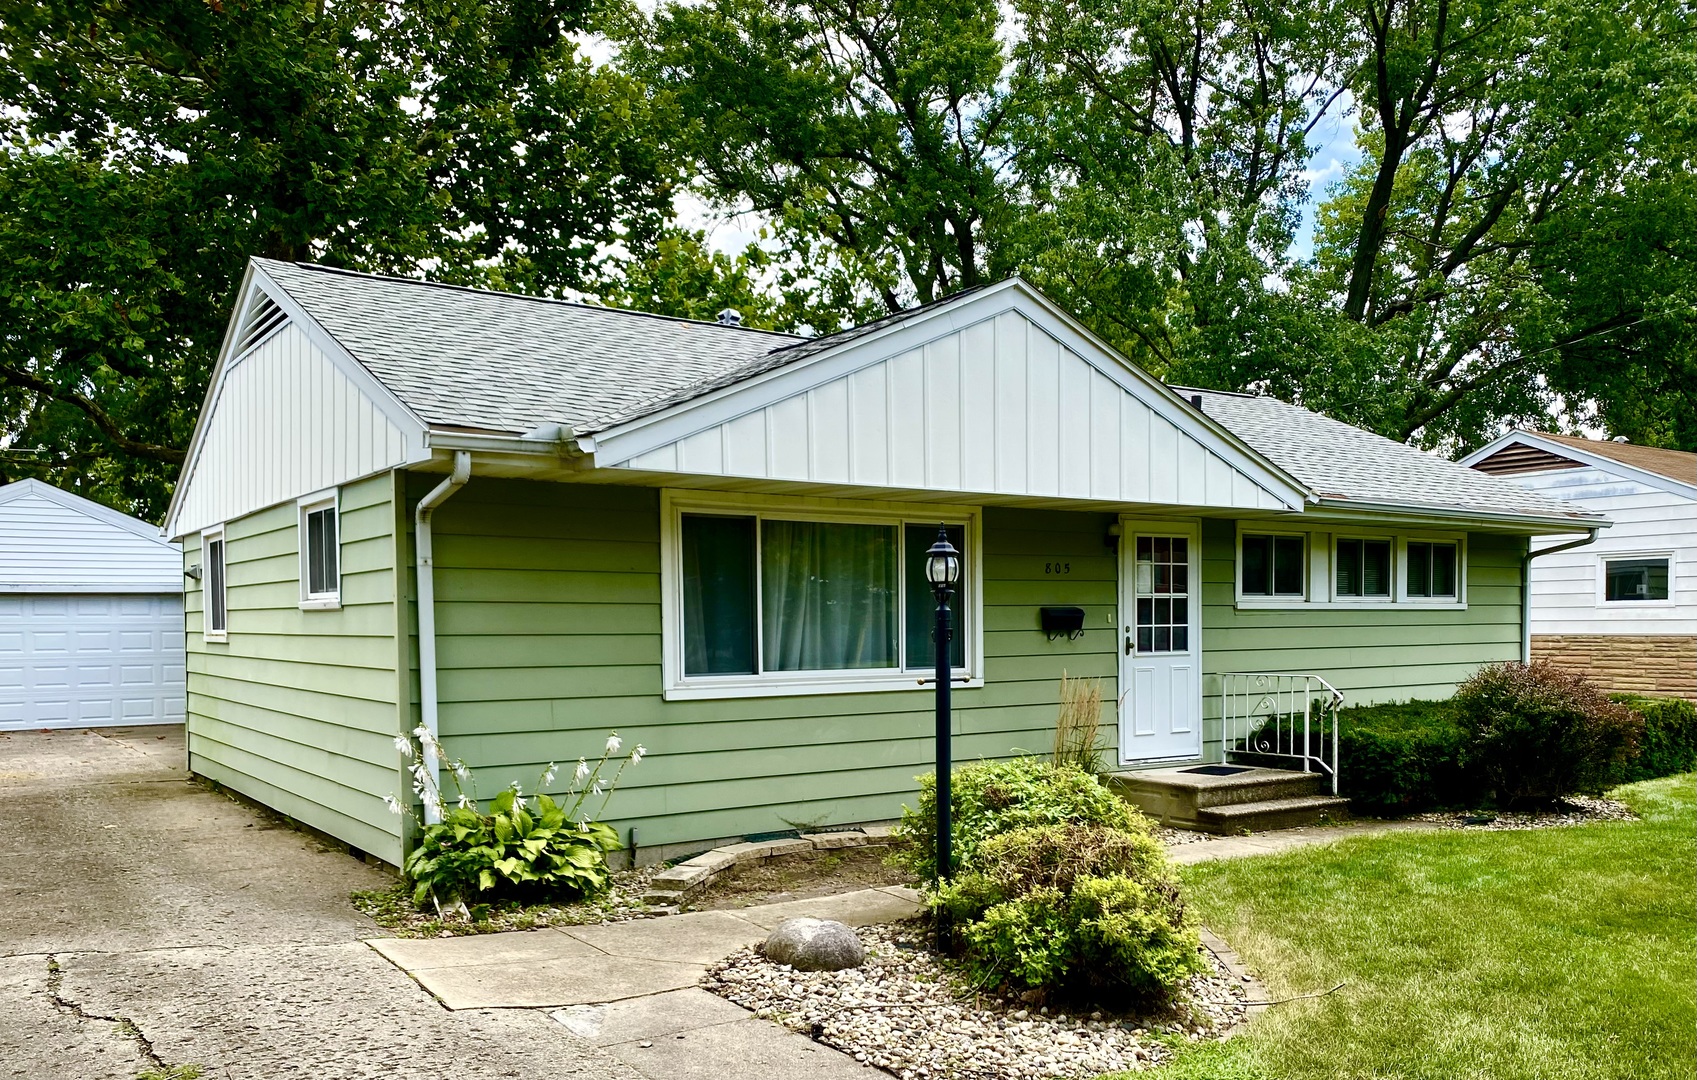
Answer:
[{"xmin": 1039, "ymin": 606, "xmax": 1086, "ymax": 641}]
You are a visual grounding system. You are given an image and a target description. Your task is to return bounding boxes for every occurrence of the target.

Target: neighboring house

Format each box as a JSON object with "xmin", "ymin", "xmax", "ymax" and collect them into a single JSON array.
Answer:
[
  {"xmin": 0, "ymin": 479, "xmax": 186, "ymax": 730},
  {"xmin": 1462, "ymin": 431, "xmax": 1696, "ymax": 700},
  {"xmin": 163, "ymin": 259, "xmax": 1604, "ymax": 864}
]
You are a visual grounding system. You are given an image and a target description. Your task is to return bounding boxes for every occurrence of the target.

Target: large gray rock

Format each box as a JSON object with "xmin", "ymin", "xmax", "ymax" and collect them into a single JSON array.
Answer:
[{"xmin": 760, "ymin": 917, "xmax": 866, "ymax": 971}]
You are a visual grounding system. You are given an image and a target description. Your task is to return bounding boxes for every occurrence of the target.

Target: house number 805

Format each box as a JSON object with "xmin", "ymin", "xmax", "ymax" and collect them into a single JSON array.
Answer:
[{"xmin": 1045, "ymin": 561, "xmax": 1071, "ymax": 575}]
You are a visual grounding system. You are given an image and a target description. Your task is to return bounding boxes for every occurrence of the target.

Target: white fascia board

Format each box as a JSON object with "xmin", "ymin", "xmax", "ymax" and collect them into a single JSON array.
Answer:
[
  {"xmin": 0, "ymin": 478, "xmax": 178, "ymax": 548},
  {"xmin": 1460, "ymin": 431, "xmax": 1697, "ymax": 503},
  {"xmin": 588, "ymin": 278, "xmax": 1311, "ymax": 512},
  {"xmin": 1309, "ymin": 496, "xmax": 1611, "ymax": 534},
  {"xmin": 163, "ymin": 260, "xmax": 434, "ymax": 538}
]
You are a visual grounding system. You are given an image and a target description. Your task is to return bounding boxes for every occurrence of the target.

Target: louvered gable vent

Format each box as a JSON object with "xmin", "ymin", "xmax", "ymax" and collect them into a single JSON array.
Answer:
[{"xmin": 230, "ymin": 292, "xmax": 289, "ymax": 360}]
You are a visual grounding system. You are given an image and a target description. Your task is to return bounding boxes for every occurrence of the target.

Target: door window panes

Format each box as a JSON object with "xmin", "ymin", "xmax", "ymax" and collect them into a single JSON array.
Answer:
[
  {"xmin": 1135, "ymin": 535, "xmax": 1190, "ymax": 653},
  {"xmin": 1605, "ymin": 558, "xmax": 1670, "ymax": 602}
]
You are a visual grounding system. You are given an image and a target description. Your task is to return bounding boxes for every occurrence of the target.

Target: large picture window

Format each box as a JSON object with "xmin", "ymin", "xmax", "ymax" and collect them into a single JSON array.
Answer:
[
  {"xmin": 1240, "ymin": 533, "xmax": 1305, "ymax": 598},
  {"xmin": 667, "ymin": 496, "xmax": 977, "ymax": 697},
  {"xmin": 1604, "ymin": 556, "xmax": 1670, "ymax": 602}
]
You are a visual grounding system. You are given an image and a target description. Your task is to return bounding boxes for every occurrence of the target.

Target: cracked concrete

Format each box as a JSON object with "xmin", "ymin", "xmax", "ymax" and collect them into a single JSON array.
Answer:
[{"xmin": 0, "ymin": 726, "xmax": 649, "ymax": 1079}]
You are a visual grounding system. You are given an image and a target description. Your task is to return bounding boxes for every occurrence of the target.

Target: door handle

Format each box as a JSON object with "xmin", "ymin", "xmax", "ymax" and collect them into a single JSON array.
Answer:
[{"xmin": 1125, "ymin": 629, "xmax": 1135, "ymax": 656}]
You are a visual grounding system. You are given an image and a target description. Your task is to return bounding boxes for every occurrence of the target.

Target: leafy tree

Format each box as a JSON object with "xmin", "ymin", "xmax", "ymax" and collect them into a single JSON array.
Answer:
[{"xmin": 0, "ymin": 0, "xmax": 679, "ymax": 517}]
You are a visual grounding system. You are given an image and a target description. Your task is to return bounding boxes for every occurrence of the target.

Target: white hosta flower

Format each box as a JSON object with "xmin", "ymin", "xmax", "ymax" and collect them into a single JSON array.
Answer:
[
  {"xmin": 592, "ymin": 779, "xmax": 604, "ymax": 795},
  {"xmin": 542, "ymin": 763, "xmax": 558, "ymax": 785},
  {"xmin": 393, "ymin": 735, "xmax": 414, "ymax": 758},
  {"xmin": 605, "ymin": 734, "xmax": 622, "ymax": 755},
  {"xmin": 514, "ymin": 796, "xmax": 527, "ymax": 811},
  {"xmin": 509, "ymin": 780, "xmax": 523, "ymax": 794},
  {"xmin": 630, "ymin": 744, "xmax": 647, "ymax": 764},
  {"xmin": 453, "ymin": 762, "xmax": 470, "ymax": 780},
  {"xmin": 574, "ymin": 758, "xmax": 590, "ymax": 783},
  {"xmin": 578, "ymin": 819, "xmax": 590, "ymax": 832},
  {"xmin": 458, "ymin": 795, "xmax": 472, "ymax": 809},
  {"xmin": 383, "ymin": 794, "xmax": 404, "ymax": 816}
]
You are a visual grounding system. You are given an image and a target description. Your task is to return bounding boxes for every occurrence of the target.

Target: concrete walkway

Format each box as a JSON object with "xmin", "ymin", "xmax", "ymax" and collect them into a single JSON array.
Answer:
[
  {"xmin": 369, "ymin": 888, "xmax": 921, "ymax": 1080},
  {"xmin": 1166, "ymin": 819, "xmax": 1440, "ymax": 865}
]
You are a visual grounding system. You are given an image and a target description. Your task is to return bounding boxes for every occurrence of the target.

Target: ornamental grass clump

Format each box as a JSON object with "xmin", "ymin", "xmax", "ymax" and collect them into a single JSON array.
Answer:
[
  {"xmin": 1452, "ymin": 662, "xmax": 1641, "ymax": 807},
  {"xmin": 391, "ymin": 728, "xmax": 645, "ymax": 915}
]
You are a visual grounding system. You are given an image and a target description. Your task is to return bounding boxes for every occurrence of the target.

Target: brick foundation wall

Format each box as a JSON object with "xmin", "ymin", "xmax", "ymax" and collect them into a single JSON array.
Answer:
[{"xmin": 1531, "ymin": 634, "xmax": 1697, "ymax": 701}]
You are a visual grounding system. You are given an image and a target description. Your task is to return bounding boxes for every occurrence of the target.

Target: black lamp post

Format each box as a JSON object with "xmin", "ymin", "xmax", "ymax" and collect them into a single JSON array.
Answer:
[{"xmin": 924, "ymin": 526, "xmax": 962, "ymax": 890}]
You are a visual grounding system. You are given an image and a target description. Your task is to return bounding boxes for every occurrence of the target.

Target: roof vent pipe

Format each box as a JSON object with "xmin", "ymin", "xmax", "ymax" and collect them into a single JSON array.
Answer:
[
  {"xmin": 415, "ymin": 450, "xmax": 472, "ymax": 824},
  {"xmin": 1190, "ymin": 394, "xmax": 1204, "ymax": 411},
  {"xmin": 716, "ymin": 308, "xmax": 742, "ymax": 326}
]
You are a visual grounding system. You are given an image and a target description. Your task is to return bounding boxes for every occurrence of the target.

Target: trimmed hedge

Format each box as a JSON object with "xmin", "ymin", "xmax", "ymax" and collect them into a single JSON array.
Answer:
[
  {"xmin": 1339, "ymin": 686, "xmax": 1695, "ymax": 812},
  {"xmin": 1338, "ymin": 701, "xmax": 1474, "ymax": 813},
  {"xmin": 1612, "ymin": 695, "xmax": 1697, "ymax": 782}
]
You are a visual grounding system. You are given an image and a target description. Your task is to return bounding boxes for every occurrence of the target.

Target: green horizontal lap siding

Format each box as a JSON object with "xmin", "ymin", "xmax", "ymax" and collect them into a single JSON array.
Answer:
[
  {"xmin": 417, "ymin": 478, "xmax": 1116, "ymax": 850},
  {"xmin": 185, "ymin": 472, "xmax": 404, "ymax": 863},
  {"xmin": 1198, "ymin": 520, "xmax": 1524, "ymax": 757}
]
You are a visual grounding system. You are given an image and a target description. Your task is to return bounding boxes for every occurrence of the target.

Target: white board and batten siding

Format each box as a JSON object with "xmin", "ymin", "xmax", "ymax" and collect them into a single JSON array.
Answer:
[
  {"xmin": 600, "ymin": 303, "xmax": 1300, "ymax": 513},
  {"xmin": 1516, "ymin": 466, "xmax": 1697, "ymax": 636},
  {"xmin": 165, "ymin": 284, "xmax": 428, "ymax": 540},
  {"xmin": 0, "ymin": 480, "xmax": 185, "ymax": 730}
]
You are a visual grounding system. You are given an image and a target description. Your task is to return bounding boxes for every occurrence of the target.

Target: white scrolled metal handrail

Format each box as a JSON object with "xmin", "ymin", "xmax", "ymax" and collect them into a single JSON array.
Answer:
[{"xmin": 1220, "ymin": 672, "xmax": 1344, "ymax": 794}]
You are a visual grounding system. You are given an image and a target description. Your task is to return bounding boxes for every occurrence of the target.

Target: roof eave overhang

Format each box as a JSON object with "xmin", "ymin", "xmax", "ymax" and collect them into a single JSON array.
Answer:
[
  {"xmin": 1309, "ymin": 496, "xmax": 1610, "ymax": 534},
  {"xmin": 1459, "ymin": 431, "xmax": 1697, "ymax": 502}
]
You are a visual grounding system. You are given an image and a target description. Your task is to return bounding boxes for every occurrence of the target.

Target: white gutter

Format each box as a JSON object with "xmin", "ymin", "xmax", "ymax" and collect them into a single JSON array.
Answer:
[
  {"xmin": 414, "ymin": 450, "xmax": 472, "ymax": 824},
  {"xmin": 1521, "ymin": 528, "xmax": 1600, "ymax": 663}
]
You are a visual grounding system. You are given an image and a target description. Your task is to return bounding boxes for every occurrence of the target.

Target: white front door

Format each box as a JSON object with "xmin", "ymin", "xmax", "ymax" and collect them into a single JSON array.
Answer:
[{"xmin": 1118, "ymin": 522, "xmax": 1202, "ymax": 764}]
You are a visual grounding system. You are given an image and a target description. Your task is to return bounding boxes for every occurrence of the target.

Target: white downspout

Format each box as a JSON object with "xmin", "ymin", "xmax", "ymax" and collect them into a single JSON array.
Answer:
[
  {"xmin": 1521, "ymin": 528, "xmax": 1599, "ymax": 663},
  {"xmin": 415, "ymin": 450, "xmax": 472, "ymax": 824}
]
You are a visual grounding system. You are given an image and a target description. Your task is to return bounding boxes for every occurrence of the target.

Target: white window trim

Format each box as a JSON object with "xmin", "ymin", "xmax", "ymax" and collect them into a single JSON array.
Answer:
[
  {"xmin": 298, "ymin": 489, "xmax": 342, "ymax": 610},
  {"xmin": 659, "ymin": 489, "xmax": 984, "ymax": 701},
  {"xmin": 1399, "ymin": 533, "xmax": 1468, "ymax": 607},
  {"xmin": 1233, "ymin": 525, "xmax": 1468, "ymax": 610},
  {"xmin": 1332, "ymin": 534, "xmax": 1396, "ymax": 604},
  {"xmin": 202, "ymin": 525, "xmax": 227, "ymax": 642},
  {"xmin": 1597, "ymin": 550, "xmax": 1675, "ymax": 608},
  {"xmin": 1233, "ymin": 523, "xmax": 1310, "ymax": 607}
]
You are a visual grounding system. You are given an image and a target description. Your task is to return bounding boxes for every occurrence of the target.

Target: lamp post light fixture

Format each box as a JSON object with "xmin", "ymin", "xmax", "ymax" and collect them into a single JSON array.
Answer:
[{"xmin": 924, "ymin": 525, "xmax": 962, "ymax": 894}]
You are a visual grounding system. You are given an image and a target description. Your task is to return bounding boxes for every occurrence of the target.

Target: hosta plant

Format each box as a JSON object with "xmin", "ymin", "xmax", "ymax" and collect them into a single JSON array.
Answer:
[{"xmin": 390, "ymin": 729, "xmax": 645, "ymax": 914}]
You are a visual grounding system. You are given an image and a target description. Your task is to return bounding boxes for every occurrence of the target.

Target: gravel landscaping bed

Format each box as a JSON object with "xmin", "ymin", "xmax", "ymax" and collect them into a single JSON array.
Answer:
[
  {"xmin": 352, "ymin": 864, "xmax": 664, "ymax": 937},
  {"xmin": 703, "ymin": 921, "xmax": 1251, "ymax": 1079},
  {"xmin": 1412, "ymin": 794, "xmax": 1638, "ymax": 831},
  {"xmin": 1153, "ymin": 825, "xmax": 1220, "ymax": 847}
]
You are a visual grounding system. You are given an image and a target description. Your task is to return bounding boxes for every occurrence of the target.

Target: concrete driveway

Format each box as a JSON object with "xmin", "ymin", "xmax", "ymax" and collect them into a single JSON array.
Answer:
[{"xmin": 0, "ymin": 726, "xmax": 648, "ymax": 1080}]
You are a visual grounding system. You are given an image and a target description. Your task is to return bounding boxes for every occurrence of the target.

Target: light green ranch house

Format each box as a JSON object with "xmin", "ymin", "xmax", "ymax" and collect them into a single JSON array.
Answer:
[{"xmin": 163, "ymin": 259, "xmax": 1604, "ymax": 866}]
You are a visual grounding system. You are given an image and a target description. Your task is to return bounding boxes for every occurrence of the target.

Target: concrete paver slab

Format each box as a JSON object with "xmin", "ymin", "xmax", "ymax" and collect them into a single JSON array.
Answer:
[
  {"xmin": 730, "ymin": 886, "xmax": 922, "ymax": 930},
  {"xmin": 368, "ymin": 929, "xmax": 602, "ymax": 970},
  {"xmin": 557, "ymin": 909, "xmax": 767, "ymax": 964},
  {"xmin": 604, "ymin": 1017, "xmax": 872, "ymax": 1080},
  {"xmin": 414, "ymin": 953, "xmax": 709, "ymax": 1010},
  {"xmin": 550, "ymin": 987, "xmax": 752, "ymax": 1045},
  {"xmin": 1166, "ymin": 820, "xmax": 1439, "ymax": 864}
]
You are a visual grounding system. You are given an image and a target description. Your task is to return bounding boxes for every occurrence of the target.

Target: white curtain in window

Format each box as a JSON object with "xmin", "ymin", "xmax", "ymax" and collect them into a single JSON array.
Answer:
[{"xmin": 761, "ymin": 520, "xmax": 897, "ymax": 671}]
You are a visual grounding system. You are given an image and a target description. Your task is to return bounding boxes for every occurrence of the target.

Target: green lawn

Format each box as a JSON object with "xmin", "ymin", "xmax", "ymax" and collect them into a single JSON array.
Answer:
[{"xmin": 1136, "ymin": 775, "xmax": 1696, "ymax": 1080}]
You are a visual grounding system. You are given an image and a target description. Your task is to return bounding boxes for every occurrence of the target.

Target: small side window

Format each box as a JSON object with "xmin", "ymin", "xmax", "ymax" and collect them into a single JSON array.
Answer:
[
  {"xmin": 1242, "ymin": 533, "xmax": 1305, "ymax": 598},
  {"xmin": 299, "ymin": 495, "xmax": 340, "ymax": 606},
  {"xmin": 1337, "ymin": 538, "xmax": 1392, "ymax": 599},
  {"xmin": 203, "ymin": 529, "xmax": 227, "ymax": 640},
  {"xmin": 1407, "ymin": 541, "xmax": 1458, "ymax": 599},
  {"xmin": 1604, "ymin": 557, "xmax": 1670, "ymax": 602}
]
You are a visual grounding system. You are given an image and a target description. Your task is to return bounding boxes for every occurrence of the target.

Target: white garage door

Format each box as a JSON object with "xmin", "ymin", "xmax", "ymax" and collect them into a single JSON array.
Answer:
[{"xmin": 0, "ymin": 594, "xmax": 186, "ymax": 730}]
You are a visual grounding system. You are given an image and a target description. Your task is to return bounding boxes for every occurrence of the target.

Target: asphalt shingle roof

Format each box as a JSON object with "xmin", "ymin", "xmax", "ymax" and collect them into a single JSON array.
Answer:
[
  {"xmin": 257, "ymin": 259, "xmax": 801, "ymax": 434},
  {"xmin": 253, "ymin": 261, "xmax": 1601, "ymax": 525},
  {"xmin": 1179, "ymin": 389, "xmax": 1598, "ymax": 522}
]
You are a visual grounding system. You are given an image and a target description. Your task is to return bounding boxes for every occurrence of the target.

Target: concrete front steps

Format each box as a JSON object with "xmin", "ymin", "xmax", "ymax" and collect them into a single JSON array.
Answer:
[{"xmin": 1106, "ymin": 764, "xmax": 1349, "ymax": 834}]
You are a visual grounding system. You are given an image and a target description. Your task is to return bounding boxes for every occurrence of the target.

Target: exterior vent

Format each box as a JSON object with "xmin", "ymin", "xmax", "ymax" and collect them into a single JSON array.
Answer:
[
  {"xmin": 231, "ymin": 293, "xmax": 289, "ymax": 359},
  {"xmin": 716, "ymin": 308, "xmax": 742, "ymax": 326},
  {"xmin": 1470, "ymin": 442, "xmax": 1583, "ymax": 476}
]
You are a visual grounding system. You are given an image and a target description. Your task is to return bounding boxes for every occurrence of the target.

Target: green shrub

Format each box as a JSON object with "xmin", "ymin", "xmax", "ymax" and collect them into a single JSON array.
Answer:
[
  {"xmin": 893, "ymin": 757, "xmax": 1145, "ymax": 880},
  {"xmin": 934, "ymin": 823, "xmax": 1202, "ymax": 1006},
  {"xmin": 1337, "ymin": 701, "xmax": 1476, "ymax": 812},
  {"xmin": 1612, "ymin": 695, "xmax": 1697, "ymax": 782},
  {"xmin": 1453, "ymin": 662, "xmax": 1642, "ymax": 806},
  {"xmin": 403, "ymin": 789, "xmax": 622, "ymax": 911}
]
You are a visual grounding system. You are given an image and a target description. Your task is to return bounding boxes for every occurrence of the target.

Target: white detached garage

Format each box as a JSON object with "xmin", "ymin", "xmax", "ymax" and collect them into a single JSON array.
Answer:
[{"xmin": 0, "ymin": 480, "xmax": 185, "ymax": 730}]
